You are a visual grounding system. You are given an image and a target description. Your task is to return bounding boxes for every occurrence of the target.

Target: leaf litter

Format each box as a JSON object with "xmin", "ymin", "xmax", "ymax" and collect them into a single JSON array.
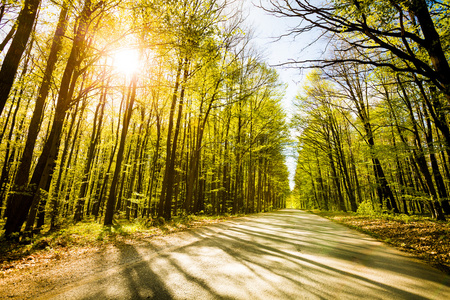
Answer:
[{"xmin": 316, "ymin": 212, "xmax": 450, "ymax": 274}]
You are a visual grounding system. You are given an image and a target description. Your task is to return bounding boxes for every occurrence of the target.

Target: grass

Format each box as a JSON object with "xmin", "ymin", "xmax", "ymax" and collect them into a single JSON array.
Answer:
[{"xmin": 0, "ymin": 213, "xmax": 241, "ymax": 273}]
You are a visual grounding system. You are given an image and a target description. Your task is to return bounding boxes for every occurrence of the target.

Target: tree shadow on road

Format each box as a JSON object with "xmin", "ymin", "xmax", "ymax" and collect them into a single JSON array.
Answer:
[{"xmin": 44, "ymin": 209, "xmax": 450, "ymax": 299}]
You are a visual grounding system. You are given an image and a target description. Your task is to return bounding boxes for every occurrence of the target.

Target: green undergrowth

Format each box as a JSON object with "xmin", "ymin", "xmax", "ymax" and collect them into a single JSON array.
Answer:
[{"xmin": 0, "ymin": 213, "xmax": 242, "ymax": 267}]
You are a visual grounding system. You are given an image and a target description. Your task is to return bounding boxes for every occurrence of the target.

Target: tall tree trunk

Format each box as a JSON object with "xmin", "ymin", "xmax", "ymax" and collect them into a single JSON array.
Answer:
[
  {"xmin": 158, "ymin": 62, "xmax": 182, "ymax": 218},
  {"xmin": 314, "ymin": 151, "xmax": 326, "ymax": 210},
  {"xmin": 163, "ymin": 63, "xmax": 188, "ymax": 220},
  {"xmin": 398, "ymin": 78, "xmax": 446, "ymax": 220},
  {"xmin": 125, "ymin": 121, "xmax": 143, "ymax": 220},
  {"xmin": 45, "ymin": 93, "xmax": 86, "ymax": 229},
  {"xmin": 0, "ymin": 92, "xmax": 22, "ymax": 217},
  {"xmin": 326, "ymin": 146, "xmax": 345, "ymax": 212},
  {"xmin": 423, "ymin": 104, "xmax": 450, "ymax": 214},
  {"xmin": 0, "ymin": 33, "xmax": 35, "ymax": 216},
  {"xmin": 330, "ymin": 118, "xmax": 357, "ymax": 211},
  {"xmin": 233, "ymin": 101, "xmax": 243, "ymax": 215},
  {"xmin": 146, "ymin": 108, "xmax": 161, "ymax": 218},
  {"xmin": 0, "ymin": 0, "xmax": 41, "ymax": 115},
  {"xmin": 221, "ymin": 113, "xmax": 231, "ymax": 214},
  {"xmin": 136, "ymin": 114, "xmax": 151, "ymax": 218},
  {"xmin": 104, "ymin": 76, "xmax": 137, "ymax": 226},
  {"xmin": 74, "ymin": 86, "xmax": 106, "ymax": 222},
  {"xmin": 346, "ymin": 129, "xmax": 363, "ymax": 204},
  {"xmin": 3, "ymin": 0, "xmax": 91, "ymax": 237},
  {"xmin": 392, "ymin": 133, "xmax": 409, "ymax": 214}
]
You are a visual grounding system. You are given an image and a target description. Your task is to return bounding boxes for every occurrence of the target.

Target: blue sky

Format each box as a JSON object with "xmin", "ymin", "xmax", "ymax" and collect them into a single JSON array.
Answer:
[{"xmin": 244, "ymin": 0, "xmax": 326, "ymax": 189}]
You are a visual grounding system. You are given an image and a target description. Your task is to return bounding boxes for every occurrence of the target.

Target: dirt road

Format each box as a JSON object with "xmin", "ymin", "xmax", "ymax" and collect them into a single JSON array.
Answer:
[{"xmin": 5, "ymin": 209, "xmax": 450, "ymax": 299}]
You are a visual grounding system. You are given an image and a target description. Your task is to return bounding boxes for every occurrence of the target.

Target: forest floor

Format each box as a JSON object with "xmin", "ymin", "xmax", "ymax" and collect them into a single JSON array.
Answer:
[
  {"xmin": 0, "ymin": 214, "xmax": 240, "ymax": 277},
  {"xmin": 0, "ymin": 210, "xmax": 449, "ymax": 294},
  {"xmin": 312, "ymin": 210, "xmax": 450, "ymax": 275},
  {"xmin": 2, "ymin": 210, "xmax": 449, "ymax": 299}
]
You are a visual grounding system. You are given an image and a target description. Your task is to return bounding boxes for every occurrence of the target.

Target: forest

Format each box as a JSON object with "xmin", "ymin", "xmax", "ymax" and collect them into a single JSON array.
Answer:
[
  {"xmin": 278, "ymin": 0, "xmax": 450, "ymax": 222},
  {"xmin": 1, "ymin": 0, "xmax": 450, "ymax": 244},
  {"xmin": 0, "ymin": 0, "xmax": 290, "ymax": 240},
  {"xmin": 1, "ymin": 1, "xmax": 450, "ymax": 296}
]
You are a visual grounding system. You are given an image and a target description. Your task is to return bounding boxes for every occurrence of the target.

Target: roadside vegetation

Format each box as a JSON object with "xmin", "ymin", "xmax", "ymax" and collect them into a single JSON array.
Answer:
[
  {"xmin": 311, "ymin": 208, "xmax": 450, "ymax": 275},
  {"xmin": 0, "ymin": 0, "xmax": 290, "ymax": 243},
  {"xmin": 0, "ymin": 213, "xmax": 241, "ymax": 274}
]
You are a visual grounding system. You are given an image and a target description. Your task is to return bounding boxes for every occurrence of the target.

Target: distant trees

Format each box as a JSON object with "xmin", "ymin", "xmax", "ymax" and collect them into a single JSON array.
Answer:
[
  {"xmin": 292, "ymin": 65, "xmax": 449, "ymax": 219},
  {"xmin": 267, "ymin": 0, "xmax": 450, "ymax": 220},
  {"xmin": 0, "ymin": 0, "xmax": 290, "ymax": 239}
]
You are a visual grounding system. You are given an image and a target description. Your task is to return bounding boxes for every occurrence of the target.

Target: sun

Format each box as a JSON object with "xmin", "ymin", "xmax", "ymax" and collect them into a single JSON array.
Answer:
[{"xmin": 113, "ymin": 48, "xmax": 140, "ymax": 77}]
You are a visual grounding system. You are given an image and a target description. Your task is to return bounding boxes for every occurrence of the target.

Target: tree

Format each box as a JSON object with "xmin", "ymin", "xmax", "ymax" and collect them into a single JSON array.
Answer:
[
  {"xmin": 0, "ymin": 0, "xmax": 291, "ymax": 238},
  {"xmin": 328, "ymin": 62, "xmax": 399, "ymax": 213},
  {"xmin": 104, "ymin": 75, "xmax": 137, "ymax": 226},
  {"xmin": 3, "ymin": 1, "xmax": 69, "ymax": 231},
  {"xmin": 0, "ymin": 0, "xmax": 41, "ymax": 115},
  {"xmin": 267, "ymin": 0, "xmax": 450, "ymax": 103},
  {"xmin": 3, "ymin": 0, "xmax": 105, "ymax": 237}
]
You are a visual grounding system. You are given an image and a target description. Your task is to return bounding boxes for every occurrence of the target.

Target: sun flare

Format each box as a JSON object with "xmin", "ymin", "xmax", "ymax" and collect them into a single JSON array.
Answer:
[{"xmin": 113, "ymin": 49, "xmax": 140, "ymax": 76}]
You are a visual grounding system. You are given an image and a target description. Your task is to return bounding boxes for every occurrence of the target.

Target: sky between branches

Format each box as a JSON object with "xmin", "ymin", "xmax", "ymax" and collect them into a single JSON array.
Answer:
[{"xmin": 244, "ymin": 0, "xmax": 326, "ymax": 189}]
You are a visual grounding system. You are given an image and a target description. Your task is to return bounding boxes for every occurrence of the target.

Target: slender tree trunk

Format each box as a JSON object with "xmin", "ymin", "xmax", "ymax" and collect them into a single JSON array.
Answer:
[
  {"xmin": 0, "ymin": 34, "xmax": 35, "ymax": 216},
  {"xmin": 136, "ymin": 115, "xmax": 150, "ymax": 218},
  {"xmin": 74, "ymin": 87, "xmax": 106, "ymax": 222},
  {"xmin": 45, "ymin": 93, "xmax": 85, "ymax": 229},
  {"xmin": 221, "ymin": 114, "xmax": 231, "ymax": 214},
  {"xmin": 398, "ymin": 78, "xmax": 446, "ymax": 220},
  {"xmin": 3, "ymin": 1, "xmax": 91, "ymax": 237},
  {"xmin": 125, "ymin": 121, "xmax": 144, "ymax": 220},
  {"xmin": 330, "ymin": 118, "xmax": 357, "ymax": 211},
  {"xmin": 104, "ymin": 76, "xmax": 137, "ymax": 226},
  {"xmin": 158, "ymin": 62, "xmax": 182, "ymax": 218},
  {"xmin": 0, "ymin": 91, "xmax": 22, "ymax": 212},
  {"xmin": 146, "ymin": 110, "xmax": 161, "ymax": 218},
  {"xmin": 423, "ymin": 104, "xmax": 450, "ymax": 214},
  {"xmin": 233, "ymin": 101, "xmax": 243, "ymax": 214},
  {"xmin": 392, "ymin": 133, "xmax": 409, "ymax": 214},
  {"xmin": 327, "ymin": 147, "xmax": 345, "ymax": 212},
  {"xmin": 163, "ymin": 64, "xmax": 188, "ymax": 220}
]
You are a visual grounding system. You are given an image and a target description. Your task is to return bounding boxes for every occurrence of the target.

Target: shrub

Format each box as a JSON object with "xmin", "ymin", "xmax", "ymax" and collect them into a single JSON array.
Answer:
[{"xmin": 357, "ymin": 200, "xmax": 379, "ymax": 216}]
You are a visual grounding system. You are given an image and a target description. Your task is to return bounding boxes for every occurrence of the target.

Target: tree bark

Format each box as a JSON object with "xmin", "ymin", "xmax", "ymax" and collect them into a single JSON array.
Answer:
[
  {"xmin": 158, "ymin": 62, "xmax": 182, "ymax": 218},
  {"xmin": 74, "ymin": 86, "xmax": 106, "ymax": 222},
  {"xmin": 163, "ymin": 62, "xmax": 188, "ymax": 220},
  {"xmin": 398, "ymin": 78, "xmax": 446, "ymax": 220},
  {"xmin": 0, "ymin": 0, "xmax": 41, "ymax": 115},
  {"xmin": 104, "ymin": 76, "xmax": 137, "ymax": 226},
  {"xmin": 3, "ymin": 1, "xmax": 94, "ymax": 237}
]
